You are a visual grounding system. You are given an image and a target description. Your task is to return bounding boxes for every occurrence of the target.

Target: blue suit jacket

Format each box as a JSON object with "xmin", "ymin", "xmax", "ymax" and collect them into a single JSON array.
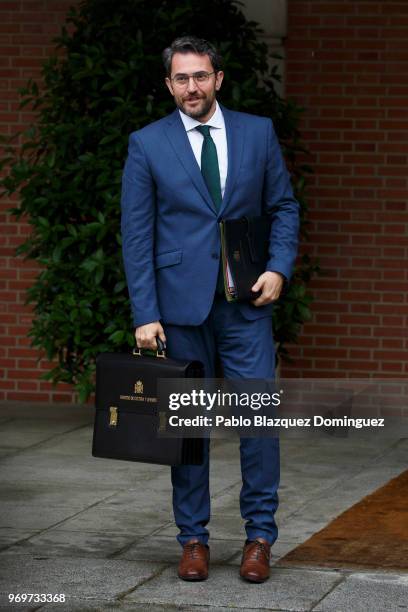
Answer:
[{"xmin": 120, "ymin": 104, "xmax": 300, "ymax": 328}]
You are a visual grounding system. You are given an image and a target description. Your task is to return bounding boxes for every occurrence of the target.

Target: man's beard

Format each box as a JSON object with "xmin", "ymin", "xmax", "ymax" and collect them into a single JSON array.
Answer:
[{"xmin": 177, "ymin": 93, "xmax": 215, "ymax": 119}]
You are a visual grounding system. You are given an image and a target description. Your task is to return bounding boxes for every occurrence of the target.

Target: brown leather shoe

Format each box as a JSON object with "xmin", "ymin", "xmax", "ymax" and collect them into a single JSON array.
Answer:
[
  {"xmin": 178, "ymin": 538, "xmax": 209, "ymax": 581},
  {"xmin": 239, "ymin": 537, "xmax": 271, "ymax": 583}
]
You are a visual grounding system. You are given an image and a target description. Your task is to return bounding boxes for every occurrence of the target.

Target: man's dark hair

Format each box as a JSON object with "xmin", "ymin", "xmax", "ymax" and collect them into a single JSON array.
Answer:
[{"xmin": 162, "ymin": 36, "xmax": 223, "ymax": 77}]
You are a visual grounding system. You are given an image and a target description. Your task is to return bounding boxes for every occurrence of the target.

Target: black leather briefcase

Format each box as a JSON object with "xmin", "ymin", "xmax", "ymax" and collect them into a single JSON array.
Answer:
[
  {"xmin": 220, "ymin": 215, "xmax": 272, "ymax": 302},
  {"xmin": 92, "ymin": 341, "xmax": 204, "ymax": 466}
]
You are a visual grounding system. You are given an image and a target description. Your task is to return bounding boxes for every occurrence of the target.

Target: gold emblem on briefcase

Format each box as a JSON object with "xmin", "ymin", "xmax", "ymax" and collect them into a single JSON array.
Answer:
[{"xmin": 134, "ymin": 380, "xmax": 143, "ymax": 394}]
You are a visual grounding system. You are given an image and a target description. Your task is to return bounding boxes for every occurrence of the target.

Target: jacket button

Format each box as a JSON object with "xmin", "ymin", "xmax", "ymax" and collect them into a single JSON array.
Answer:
[{"xmin": 211, "ymin": 253, "xmax": 219, "ymax": 259}]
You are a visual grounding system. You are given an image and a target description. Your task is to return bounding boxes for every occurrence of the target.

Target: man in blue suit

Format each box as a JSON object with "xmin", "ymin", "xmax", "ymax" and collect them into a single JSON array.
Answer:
[{"xmin": 121, "ymin": 36, "xmax": 299, "ymax": 583}]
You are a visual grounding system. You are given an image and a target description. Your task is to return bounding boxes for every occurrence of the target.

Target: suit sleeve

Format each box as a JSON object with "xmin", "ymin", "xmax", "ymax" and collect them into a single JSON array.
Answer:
[
  {"xmin": 120, "ymin": 132, "xmax": 161, "ymax": 327},
  {"xmin": 263, "ymin": 118, "xmax": 300, "ymax": 285}
]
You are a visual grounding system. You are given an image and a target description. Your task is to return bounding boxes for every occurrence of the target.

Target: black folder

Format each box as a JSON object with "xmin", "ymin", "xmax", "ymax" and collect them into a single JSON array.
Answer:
[
  {"xmin": 92, "ymin": 345, "xmax": 204, "ymax": 466},
  {"xmin": 220, "ymin": 215, "xmax": 272, "ymax": 302}
]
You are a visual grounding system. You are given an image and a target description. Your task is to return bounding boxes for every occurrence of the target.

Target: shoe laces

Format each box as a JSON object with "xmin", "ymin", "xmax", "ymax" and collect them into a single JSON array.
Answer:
[
  {"xmin": 185, "ymin": 541, "xmax": 202, "ymax": 559},
  {"xmin": 248, "ymin": 539, "xmax": 269, "ymax": 561}
]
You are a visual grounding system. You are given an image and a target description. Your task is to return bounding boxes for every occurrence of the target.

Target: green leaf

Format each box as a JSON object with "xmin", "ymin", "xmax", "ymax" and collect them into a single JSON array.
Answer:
[
  {"xmin": 296, "ymin": 304, "xmax": 312, "ymax": 321},
  {"xmin": 109, "ymin": 330, "xmax": 125, "ymax": 343},
  {"xmin": 52, "ymin": 244, "xmax": 62, "ymax": 263},
  {"xmin": 114, "ymin": 280, "xmax": 126, "ymax": 293},
  {"xmin": 47, "ymin": 151, "xmax": 56, "ymax": 167},
  {"xmin": 80, "ymin": 258, "xmax": 98, "ymax": 272},
  {"xmin": 94, "ymin": 267, "xmax": 104, "ymax": 284},
  {"xmin": 38, "ymin": 217, "xmax": 50, "ymax": 228}
]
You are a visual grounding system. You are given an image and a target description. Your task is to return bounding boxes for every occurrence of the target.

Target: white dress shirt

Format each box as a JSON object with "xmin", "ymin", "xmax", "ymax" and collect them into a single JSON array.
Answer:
[{"xmin": 178, "ymin": 100, "xmax": 228, "ymax": 197}]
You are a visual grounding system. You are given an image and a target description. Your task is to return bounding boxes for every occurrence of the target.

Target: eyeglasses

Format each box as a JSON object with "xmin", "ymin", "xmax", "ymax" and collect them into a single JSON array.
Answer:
[{"xmin": 170, "ymin": 71, "xmax": 216, "ymax": 87}]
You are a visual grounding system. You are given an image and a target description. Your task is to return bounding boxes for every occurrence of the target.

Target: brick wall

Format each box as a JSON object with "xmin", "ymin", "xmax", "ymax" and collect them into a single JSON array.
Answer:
[
  {"xmin": 0, "ymin": 1, "xmax": 74, "ymax": 402},
  {"xmin": 284, "ymin": 0, "xmax": 408, "ymax": 377},
  {"xmin": 1, "ymin": 1, "xmax": 408, "ymax": 402}
]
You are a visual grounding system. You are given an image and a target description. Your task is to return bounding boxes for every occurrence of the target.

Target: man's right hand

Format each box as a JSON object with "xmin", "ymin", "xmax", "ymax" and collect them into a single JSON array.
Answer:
[{"xmin": 135, "ymin": 321, "xmax": 166, "ymax": 351}]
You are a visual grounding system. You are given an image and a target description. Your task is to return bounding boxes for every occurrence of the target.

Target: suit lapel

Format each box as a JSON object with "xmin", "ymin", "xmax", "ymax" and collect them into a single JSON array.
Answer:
[
  {"xmin": 163, "ymin": 105, "xmax": 245, "ymax": 217},
  {"xmin": 164, "ymin": 110, "xmax": 217, "ymax": 214},
  {"xmin": 219, "ymin": 104, "xmax": 245, "ymax": 217}
]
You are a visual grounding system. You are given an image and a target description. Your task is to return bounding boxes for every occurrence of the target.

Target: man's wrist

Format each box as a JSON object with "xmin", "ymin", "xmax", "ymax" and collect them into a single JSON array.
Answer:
[{"xmin": 266, "ymin": 270, "xmax": 286, "ymax": 283}]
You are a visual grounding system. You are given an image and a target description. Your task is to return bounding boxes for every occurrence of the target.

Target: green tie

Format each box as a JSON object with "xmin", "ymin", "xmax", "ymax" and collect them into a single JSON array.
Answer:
[
  {"xmin": 196, "ymin": 125, "xmax": 222, "ymax": 211},
  {"xmin": 196, "ymin": 124, "xmax": 224, "ymax": 294}
]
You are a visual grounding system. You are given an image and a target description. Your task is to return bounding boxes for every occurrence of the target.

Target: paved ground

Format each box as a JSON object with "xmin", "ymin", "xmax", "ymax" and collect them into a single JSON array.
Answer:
[{"xmin": 0, "ymin": 401, "xmax": 407, "ymax": 611}]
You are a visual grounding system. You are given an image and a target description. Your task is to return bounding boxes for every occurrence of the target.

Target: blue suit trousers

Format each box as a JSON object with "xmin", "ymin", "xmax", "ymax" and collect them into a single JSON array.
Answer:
[{"xmin": 164, "ymin": 293, "xmax": 280, "ymax": 547}]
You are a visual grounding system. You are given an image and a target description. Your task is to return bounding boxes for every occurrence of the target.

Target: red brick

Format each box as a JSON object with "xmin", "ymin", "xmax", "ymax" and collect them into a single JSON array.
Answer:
[
  {"xmin": 0, "ymin": 358, "xmax": 16, "ymax": 367},
  {"xmin": 347, "ymin": 16, "xmax": 385, "ymax": 27},
  {"xmin": 381, "ymin": 338, "xmax": 404, "ymax": 349},
  {"xmin": 338, "ymin": 337, "xmax": 379, "ymax": 348},
  {"xmin": 340, "ymin": 314, "xmax": 381, "ymax": 325},
  {"xmin": 321, "ymin": 16, "xmax": 349, "ymax": 27},
  {"xmin": 17, "ymin": 359, "xmax": 41, "ymax": 368},
  {"xmin": 7, "ymin": 347, "xmax": 39, "ymax": 358},
  {"xmin": 374, "ymin": 304, "xmax": 408, "ymax": 314},
  {"xmin": 290, "ymin": 15, "xmax": 321, "ymax": 27},
  {"xmin": 349, "ymin": 349, "xmax": 372, "ymax": 359},
  {"xmin": 313, "ymin": 3, "xmax": 356, "ymax": 15},
  {"xmin": 381, "ymin": 362, "xmax": 404, "ymax": 372},
  {"xmin": 0, "ymin": 380, "xmax": 15, "ymax": 390},
  {"xmin": 353, "ymin": 122, "xmax": 379, "ymax": 132},
  {"xmin": 17, "ymin": 381, "xmax": 38, "ymax": 391},
  {"xmin": 8, "ymin": 369, "xmax": 42, "ymax": 379},
  {"xmin": 7, "ymin": 391, "xmax": 49, "ymax": 401},
  {"xmin": 338, "ymin": 360, "xmax": 379, "ymax": 371},
  {"xmin": 380, "ymin": 318, "xmax": 406, "ymax": 329}
]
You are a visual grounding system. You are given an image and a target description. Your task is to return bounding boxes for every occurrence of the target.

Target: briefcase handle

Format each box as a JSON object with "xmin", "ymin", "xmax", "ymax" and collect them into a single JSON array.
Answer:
[{"xmin": 132, "ymin": 336, "xmax": 166, "ymax": 359}]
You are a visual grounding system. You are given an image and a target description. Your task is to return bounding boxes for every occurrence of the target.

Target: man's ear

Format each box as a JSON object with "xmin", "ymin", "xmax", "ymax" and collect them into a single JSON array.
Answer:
[
  {"xmin": 165, "ymin": 77, "xmax": 174, "ymax": 96},
  {"xmin": 215, "ymin": 71, "xmax": 224, "ymax": 91}
]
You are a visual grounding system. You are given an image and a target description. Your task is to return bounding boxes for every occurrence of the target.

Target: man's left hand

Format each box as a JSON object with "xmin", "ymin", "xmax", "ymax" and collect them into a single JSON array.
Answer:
[{"xmin": 251, "ymin": 271, "xmax": 284, "ymax": 306}]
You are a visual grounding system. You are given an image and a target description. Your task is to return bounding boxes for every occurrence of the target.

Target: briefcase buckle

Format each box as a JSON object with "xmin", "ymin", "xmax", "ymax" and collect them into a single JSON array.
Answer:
[{"xmin": 109, "ymin": 406, "xmax": 118, "ymax": 427}]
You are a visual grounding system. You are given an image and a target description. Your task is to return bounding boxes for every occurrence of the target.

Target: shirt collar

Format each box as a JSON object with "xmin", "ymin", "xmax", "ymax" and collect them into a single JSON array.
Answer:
[{"xmin": 178, "ymin": 100, "xmax": 224, "ymax": 132}]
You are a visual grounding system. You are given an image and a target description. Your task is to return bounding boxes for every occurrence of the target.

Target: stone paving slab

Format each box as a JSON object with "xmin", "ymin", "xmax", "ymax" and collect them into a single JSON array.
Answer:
[
  {"xmin": 0, "ymin": 428, "xmax": 62, "ymax": 451},
  {"xmin": 345, "ymin": 463, "xmax": 408, "ymax": 489},
  {"xmin": 314, "ymin": 572, "xmax": 408, "ymax": 612},
  {"xmin": 0, "ymin": 482, "xmax": 119, "ymax": 509},
  {"xmin": 0, "ymin": 503, "xmax": 89, "ymax": 531},
  {"xmin": 0, "ymin": 528, "xmax": 41, "ymax": 551},
  {"xmin": 0, "ymin": 529, "xmax": 138, "ymax": 559},
  {"xmin": 50, "ymin": 506, "xmax": 170, "ymax": 535},
  {"xmin": 0, "ymin": 452, "xmax": 163, "ymax": 487},
  {"xmin": 277, "ymin": 518, "xmax": 334, "ymax": 543},
  {"xmin": 0, "ymin": 555, "xmax": 164, "ymax": 606},
  {"xmin": 0, "ymin": 419, "xmax": 90, "ymax": 439},
  {"xmin": 95, "ymin": 486, "xmax": 173, "ymax": 514},
  {"xmin": 0, "ymin": 448, "xmax": 21, "ymax": 458},
  {"xmin": 124, "ymin": 565, "xmax": 342, "ymax": 610},
  {"xmin": 207, "ymin": 472, "xmax": 243, "ymax": 497},
  {"xmin": 23, "ymin": 425, "xmax": 100, "ymax": 456}
]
